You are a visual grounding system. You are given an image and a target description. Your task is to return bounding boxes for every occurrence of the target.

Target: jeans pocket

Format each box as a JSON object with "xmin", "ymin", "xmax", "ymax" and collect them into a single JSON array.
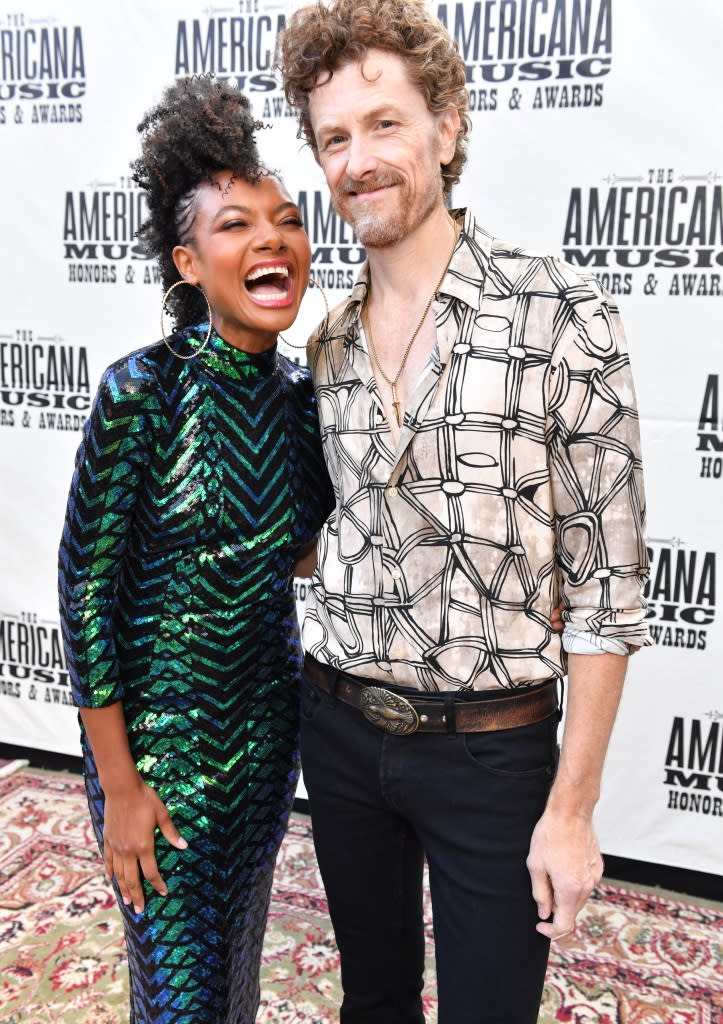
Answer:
[{"xmin": 462, "ymin": 717, "xmax": 557, "ymax": 778}]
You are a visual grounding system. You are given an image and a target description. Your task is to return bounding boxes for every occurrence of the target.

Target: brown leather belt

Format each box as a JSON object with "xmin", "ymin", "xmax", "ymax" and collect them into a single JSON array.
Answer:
[{"xmin": 303, "ymin": 655, "xmax": 558, "ymax": 736}]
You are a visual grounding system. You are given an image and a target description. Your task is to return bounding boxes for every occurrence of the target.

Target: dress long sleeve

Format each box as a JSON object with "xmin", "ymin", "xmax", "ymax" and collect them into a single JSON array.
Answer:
[{"xmin": 58, "ymin": 358, "xmax": 155, "ymax": 707}]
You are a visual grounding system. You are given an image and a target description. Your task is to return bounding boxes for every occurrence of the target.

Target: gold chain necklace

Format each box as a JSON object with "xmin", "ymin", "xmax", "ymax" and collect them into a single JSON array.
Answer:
[{"xmin": 362, "ymin": 226, "xmax": 458, "ymax": 427}]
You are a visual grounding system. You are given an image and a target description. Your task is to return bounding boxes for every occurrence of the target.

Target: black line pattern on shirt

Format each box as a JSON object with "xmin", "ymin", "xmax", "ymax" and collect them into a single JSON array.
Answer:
[{"xmin": 305, "ymin": 212, "xmax": 650, "ymax": 692}]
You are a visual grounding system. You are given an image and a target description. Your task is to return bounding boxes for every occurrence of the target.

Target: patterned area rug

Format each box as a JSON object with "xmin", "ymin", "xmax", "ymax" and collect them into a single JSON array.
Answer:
[{"xmin": 0, "ymin": 768, "xmax": 720, "ymax": 1023}]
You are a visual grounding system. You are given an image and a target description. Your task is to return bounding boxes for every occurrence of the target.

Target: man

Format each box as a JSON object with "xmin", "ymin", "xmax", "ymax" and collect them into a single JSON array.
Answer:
[{"xmin": 279, "ymin": 3, "xmax": 650, "ymax": 1022}]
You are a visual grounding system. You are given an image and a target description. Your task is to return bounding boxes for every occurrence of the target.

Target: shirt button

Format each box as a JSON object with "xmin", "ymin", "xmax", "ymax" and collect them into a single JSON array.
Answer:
[
  {"xmin": 390, "ymin": 568, "xmax": 401, "ymax": 580},
  {"xmin": 387, "ymin": 486, "xmax": 398, "ymax": 498}
]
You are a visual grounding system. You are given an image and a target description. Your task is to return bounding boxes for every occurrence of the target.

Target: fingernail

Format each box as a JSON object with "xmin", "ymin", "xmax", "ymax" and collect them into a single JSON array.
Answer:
[
  {"xmin": 133, "ymin": 905, "xmax": 142, "ymax": 914},
  {"xmin": 178, "ymin": 838, "xmax": 188, "ymax": 849},
  {"xmin": 160, "ymin": 888, "xmax": 168, "ymax": 897}
]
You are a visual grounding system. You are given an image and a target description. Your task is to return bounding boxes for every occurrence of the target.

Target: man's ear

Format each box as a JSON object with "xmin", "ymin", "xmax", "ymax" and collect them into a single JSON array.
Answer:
[
  {"xmin": 438, "ymin": 106, "xmax": 461, "ymax": 167},
  {"xmin": 172, "ymin": 244, "xmax": 198, "ymax": 285}
]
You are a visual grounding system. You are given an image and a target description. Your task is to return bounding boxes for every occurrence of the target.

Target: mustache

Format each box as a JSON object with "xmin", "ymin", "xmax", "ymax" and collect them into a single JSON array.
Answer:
[{"xmin": 338, "ymin": 171, "xmax": 404, "ymax": 196}]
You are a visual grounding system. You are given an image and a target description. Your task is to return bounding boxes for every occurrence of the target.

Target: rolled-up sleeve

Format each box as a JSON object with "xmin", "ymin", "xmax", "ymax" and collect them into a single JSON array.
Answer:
[{"xmin": 548, "ymin": 285, "xmax": 651, "ymax": 650}]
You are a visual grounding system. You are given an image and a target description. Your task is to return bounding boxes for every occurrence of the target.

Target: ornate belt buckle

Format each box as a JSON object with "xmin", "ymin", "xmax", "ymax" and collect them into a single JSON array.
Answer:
[{"xmin": 359, "ymin": 686, "xmax": 419, "ymax": 736}]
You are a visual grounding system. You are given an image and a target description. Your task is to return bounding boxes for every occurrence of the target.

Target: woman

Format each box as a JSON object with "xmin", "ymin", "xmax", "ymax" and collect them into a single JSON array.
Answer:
[{"xmin": 58, "ymin": 76, "xmax": 333, "ymax": 1024}]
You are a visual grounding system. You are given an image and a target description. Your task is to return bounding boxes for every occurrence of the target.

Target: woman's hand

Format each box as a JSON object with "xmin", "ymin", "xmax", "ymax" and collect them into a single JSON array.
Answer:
[
  {"xmin": 294, "ymin": 538, "xmax": 318, "ymax": 579},
  {"xmin": 79, "ymin": 702, "xmax": 187, "ymax": 914},
  {"xmin": 550, "ymin": 603, "xmax": 565, "ymax": 633},
  {"xmin": 102, "ymin": 775, "xmax": 187, "ymax": 914}
]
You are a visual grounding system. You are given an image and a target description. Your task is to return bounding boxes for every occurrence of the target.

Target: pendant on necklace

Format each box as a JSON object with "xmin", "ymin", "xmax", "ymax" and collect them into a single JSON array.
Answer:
[{"xmin": 390, "ymin": 382, "xmax": 402, "ymax": 427}]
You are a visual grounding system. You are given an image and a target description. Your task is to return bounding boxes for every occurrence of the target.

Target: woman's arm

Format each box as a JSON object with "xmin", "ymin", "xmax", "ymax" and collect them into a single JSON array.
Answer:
[
  {"xmin": 80, "ymin": 702, "xmax": 187, "ymax": 913},
  {"xmin": 293, "ymin": 537, "xmax": 318, "ymax": 579},
  {"xmin": 59, "ymin": 360, "xmax": 185, "ymax": 911}
]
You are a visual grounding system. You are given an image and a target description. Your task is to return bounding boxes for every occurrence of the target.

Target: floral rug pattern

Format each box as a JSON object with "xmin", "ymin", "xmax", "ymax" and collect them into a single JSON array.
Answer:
[{"xmin": 0, "ymin": 768, "xmax": 721, "ymax": 1023}]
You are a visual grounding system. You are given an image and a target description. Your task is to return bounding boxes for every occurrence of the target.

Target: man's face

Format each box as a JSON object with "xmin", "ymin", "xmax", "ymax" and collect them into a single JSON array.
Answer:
[{"xmin": 308, "ymin": 49, "xmax": 459, "ymax": 249}]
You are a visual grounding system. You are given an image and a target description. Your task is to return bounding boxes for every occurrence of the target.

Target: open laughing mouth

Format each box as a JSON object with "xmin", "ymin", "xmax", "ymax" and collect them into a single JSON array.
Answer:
[{"xmin": 244, "ymin": 263, "xmax": 294, "ymax": 307}]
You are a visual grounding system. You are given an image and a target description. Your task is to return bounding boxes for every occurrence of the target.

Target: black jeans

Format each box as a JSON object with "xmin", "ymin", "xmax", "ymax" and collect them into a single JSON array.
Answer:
[{"xmin": 299, "ymin": 676, "xmax": 559, "ymax": 1024}]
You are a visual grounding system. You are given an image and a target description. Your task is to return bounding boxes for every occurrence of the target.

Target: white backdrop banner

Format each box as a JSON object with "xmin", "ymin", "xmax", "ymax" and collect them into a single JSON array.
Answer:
[{"xmin": 1, "ymin": 1, "xmax": 720, "ymax": 875}]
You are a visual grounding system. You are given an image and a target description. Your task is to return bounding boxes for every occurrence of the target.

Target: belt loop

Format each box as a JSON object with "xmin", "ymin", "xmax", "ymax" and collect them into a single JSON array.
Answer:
[
  {"xmin": 443, "ymin": 693, "xmax": 457, "ymax": 738},
  {"xmin": 557, "ymin": 677, "xmax": 565, "ymax": 722},
  {"xmin": 330, "ymin": 669, "xmax": 343, "ymax": 704}
]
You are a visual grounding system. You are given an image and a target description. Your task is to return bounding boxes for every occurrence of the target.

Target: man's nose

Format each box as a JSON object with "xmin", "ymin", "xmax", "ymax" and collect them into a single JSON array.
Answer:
[{"xmin": 344, "ymin": 134, "xmax": 378, "ymax": 180}]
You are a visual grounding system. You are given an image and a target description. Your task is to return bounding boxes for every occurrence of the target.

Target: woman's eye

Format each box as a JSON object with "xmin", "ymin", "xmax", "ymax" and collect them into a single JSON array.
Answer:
[
  {"xmin": 222, "ymin": 220, "xmax": 247, "ymax": 230},
  {"xmin": 281, "ymin": 217, "xmax": 304, "ymax": 228}
]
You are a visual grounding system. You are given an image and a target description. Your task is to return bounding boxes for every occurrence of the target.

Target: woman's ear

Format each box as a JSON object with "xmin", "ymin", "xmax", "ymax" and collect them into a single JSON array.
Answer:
[{"xmin": 172, "ymin": 244, "xmax": 198, "ymax": 284}]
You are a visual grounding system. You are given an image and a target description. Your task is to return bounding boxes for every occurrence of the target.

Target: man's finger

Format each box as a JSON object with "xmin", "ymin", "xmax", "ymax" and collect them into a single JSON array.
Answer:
[
  {"xmin": 527, "ymin": 859, "xmax": 553, "ymax": 920},
  {"xmin": 536, "ymin": 917, "xmax": 576, "ymax": 939},
  {"xmin": 535, "ymin": 895, "xmax": 577, "ymax": 938},
  {"xmin": 537, "ymin": 920, "xmax": 575, "ymax": 941}
]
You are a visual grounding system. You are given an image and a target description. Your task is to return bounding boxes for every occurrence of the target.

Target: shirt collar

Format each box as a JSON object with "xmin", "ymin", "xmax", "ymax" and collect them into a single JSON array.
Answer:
[
  {"xmin": 343, "ymin": 208, "xmax": 490, "ymax": 330},
  {"xmin": 443, "ymin": 208, "xmax": 492, "ymax": 311}
]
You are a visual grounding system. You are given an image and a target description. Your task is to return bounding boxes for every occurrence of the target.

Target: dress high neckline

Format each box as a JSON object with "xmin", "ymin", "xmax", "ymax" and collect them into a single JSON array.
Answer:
[{"xmin": 179, "ymin": 325, "xmax": 278, "ymax": 381}]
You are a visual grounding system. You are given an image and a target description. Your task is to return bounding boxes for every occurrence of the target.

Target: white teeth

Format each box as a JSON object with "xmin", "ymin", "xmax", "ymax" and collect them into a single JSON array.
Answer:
[
  {"xmin": 245, "ymin": 265, "xmax": 290, "ymax": 282},
  {"xmin": 252, "ymin": 291, "xmax": 290, "ymax": 300}
]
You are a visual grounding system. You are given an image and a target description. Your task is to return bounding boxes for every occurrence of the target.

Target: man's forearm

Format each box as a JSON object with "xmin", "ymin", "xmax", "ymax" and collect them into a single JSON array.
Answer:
[
  {"xmin": 526, "ymin": 651, "xmax": 628, "ymax": 937},
  {"xmin": 547, "ymin": 651, "xmax": 628, "ymax": 816}
]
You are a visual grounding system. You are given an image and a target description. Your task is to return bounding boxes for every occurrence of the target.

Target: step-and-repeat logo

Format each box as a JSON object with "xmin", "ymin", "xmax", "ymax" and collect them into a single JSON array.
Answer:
[
  {"xmin": 298, "ymin": 190, "xmax": 364, "ymax": 292},
  {"xmin": 174, "ymin": 2, "xmax": 290, "ymax": 119},
  {"xmin": 0, "ymin": 329, "xmax": 90, "ymax": 431},
  {"xmin": 63, "ymin": 180, "xmax": 154, "ymax": 286},
  {"xmin": 697, "ymin": 373, "xmax": 722, "ymax": 480},
  {"xmin": 437, "ymin": 0, "xmax": 611, "ymax": 115},
  {"xmin": 0, "ymin": 13, "xmax": 86, "ymax": 127},
  {"xmin": 663, "ymin": 712, "xmax": 723, "ymax": 819},
  {"xmin": 644, "ymin": 542, "xmax": 716, "ymax": 651},
  {"xmin": 561, "ymin": 168, "xmax": 723, "ymax": 298},
  {"xmin": 0, "ymin": 611, "xmax": 72, "ymax": 708}
]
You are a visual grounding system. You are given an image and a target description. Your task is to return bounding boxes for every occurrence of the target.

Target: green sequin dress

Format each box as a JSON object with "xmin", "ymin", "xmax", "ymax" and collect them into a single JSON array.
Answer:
[{"xmin": 58, "ymin": 327, "xmax": 333, "ymax": 1024}]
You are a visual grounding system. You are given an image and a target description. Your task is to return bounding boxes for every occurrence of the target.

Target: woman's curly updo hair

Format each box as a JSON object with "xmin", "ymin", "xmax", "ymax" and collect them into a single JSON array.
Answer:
[
  {"xmin": 278, "ymin": 0, "xmax": 470, "ymax": 198},
  {"xmin": 132, "ymin": 75, "xmax": 266, "ymax": 327}
]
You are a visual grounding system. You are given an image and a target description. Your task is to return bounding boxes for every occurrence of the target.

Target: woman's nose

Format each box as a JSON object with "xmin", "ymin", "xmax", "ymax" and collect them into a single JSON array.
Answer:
[{"xmin": 253, "ymin": 221, "xmax": 287, "ymax": 251}]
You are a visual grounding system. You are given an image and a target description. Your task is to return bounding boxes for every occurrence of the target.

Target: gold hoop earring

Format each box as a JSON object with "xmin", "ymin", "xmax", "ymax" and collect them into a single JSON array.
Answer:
[
  {"xmin": 279, "ymin": 272, "xmax": 330, "ymax": 350},
  {"xmin": 161, "ymin": 280, "xmax": 213, "ymax": 360}
]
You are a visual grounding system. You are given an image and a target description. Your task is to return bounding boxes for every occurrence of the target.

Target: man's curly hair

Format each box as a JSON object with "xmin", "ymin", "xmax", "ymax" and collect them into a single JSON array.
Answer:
[
  {"xmin": 132, "ymin": 75, "xmax": 266, "ymax": 327},
  {"xmin": 279, "ymin": 0, "xmax": 469, "ymax": 197}
]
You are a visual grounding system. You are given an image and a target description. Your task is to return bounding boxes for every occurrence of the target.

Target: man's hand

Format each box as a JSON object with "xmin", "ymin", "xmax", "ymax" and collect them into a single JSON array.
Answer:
[
  {"xmin": 103, "ymin": 776, "xmax": 187, "ymax": 914},
  {"xmin": 527, "ymin": 651, "xmax": 626, "ymax": 939},
  {"xmin": 526, "ymin": 808, "xmax": 603, "ymax": 939}
]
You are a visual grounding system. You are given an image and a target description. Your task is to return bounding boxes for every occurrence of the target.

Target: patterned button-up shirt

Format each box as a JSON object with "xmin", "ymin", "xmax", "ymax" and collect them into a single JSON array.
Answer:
[{"xmin": 303, "ymin": 209, "xmax": 650, "ymax": 693}]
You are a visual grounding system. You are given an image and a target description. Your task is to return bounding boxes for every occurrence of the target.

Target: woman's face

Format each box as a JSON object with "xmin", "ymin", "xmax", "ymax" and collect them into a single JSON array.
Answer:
[{"xmin": 173, "ymin": 172, "xmax": 311, "ymax": 352}]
